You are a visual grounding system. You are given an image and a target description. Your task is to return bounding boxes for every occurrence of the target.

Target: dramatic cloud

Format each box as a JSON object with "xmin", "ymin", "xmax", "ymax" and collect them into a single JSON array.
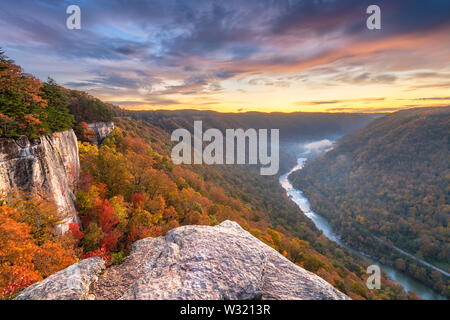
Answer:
[
  {"xmin": 0, "ymin": 0, "xmax": 449, "ymax": 111},
  {"xmin": 415, "ymin": 97, "xmax": 450, "ymax": 101},
  {"xmin": 296, "ymin": 98, "xmax": 386, "ymax": 105}
]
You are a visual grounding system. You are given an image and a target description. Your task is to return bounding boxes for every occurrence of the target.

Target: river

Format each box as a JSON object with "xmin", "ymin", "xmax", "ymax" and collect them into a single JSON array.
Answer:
[{"xmin": 279, "ymin": 140, "xmax": 446, "ymax": 300}]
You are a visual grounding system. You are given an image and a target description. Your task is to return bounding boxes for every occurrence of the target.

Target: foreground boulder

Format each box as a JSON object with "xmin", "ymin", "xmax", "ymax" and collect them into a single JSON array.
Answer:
[
  {"xmin": 17, "ymin": 221, "xmax": 349, "ymax": 300},
  {"xmin": 15, "ymin": 258, "xmax": 105, "ymax": 300}
]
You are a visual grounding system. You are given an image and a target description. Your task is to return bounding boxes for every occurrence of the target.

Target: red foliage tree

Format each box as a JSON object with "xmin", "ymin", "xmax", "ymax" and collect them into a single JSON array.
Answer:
[
  {"xmin": 75, "ymin": 121, "xmax": 95, "ymax": 143},
  {"xmin": 1, "ymin": 267, "xmax": 40, "ymax": 299},
  {"xmin": 82, "ymin": 246, "xmax": 111, "ymax": 266},
  {"xmin": 128, "ymin": 225, "xmax": 163, "ymax": 244},
  {"xmin": 101, "ymin": 229, "xmax": 121, "ymax": 252},
  {"xmin": 95, "ymin": 199, "xmax": 119, "ymax": 233},
  {"xmin": 69, "ymin": 223, "xmax": 84, "ymax": 244},
  {"xmin": 131, "ymin": 193, "xmax": 145, "ymax": 208}
]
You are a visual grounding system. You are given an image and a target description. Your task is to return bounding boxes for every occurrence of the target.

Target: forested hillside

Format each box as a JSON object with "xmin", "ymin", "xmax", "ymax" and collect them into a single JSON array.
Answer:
[
  {"xmin": 128, "ymin": 110, "xmax": 379, "ymax": 173},
  {"xmin": 0, "ymin": 50, "xmax": 117, "ymax": 139},
  {"xmin": 290, "ymin": 107, "xmax": 450, "ymax": 296},
  {"xmin": 0, "ymin": 51, "xmax": 417, "ymax": 300},
  {"xmin": 128, "ymin": 109, "xmax": 379, "ymax": 142},
  {"xmin": 87, "ymin": 116, "xmax": 417, "ymax": 300}
]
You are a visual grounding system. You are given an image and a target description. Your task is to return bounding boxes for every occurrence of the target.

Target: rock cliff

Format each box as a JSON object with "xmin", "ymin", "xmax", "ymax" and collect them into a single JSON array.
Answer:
[
  {"xmin": 87, "ymin": 121, "xmax": 114, "ymax": 146},
  {"xmin": 0, "ymin": 130, "xmax": 80, "ymax": 232},
  {"xmin": 15, "ymin": 221, "xmax": 349, "ymax": 300}
]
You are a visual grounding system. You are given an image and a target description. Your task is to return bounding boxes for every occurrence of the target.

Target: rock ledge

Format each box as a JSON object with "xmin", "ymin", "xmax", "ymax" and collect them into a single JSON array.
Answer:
[{"xmin": 17, "ymin": 221, "xmax": 349, "ymax": 300}]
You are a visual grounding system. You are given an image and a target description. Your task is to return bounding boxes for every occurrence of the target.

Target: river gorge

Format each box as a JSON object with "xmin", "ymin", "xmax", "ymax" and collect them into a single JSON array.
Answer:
[{"xmin": 279, "ymin": 140, "xmax": 445, "ymax": 300}]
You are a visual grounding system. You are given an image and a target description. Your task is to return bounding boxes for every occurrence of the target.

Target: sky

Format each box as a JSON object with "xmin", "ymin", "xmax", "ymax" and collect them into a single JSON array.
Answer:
[{"xmin": 0, "ymin": 0, "xmax": 449, "ymax": 113}]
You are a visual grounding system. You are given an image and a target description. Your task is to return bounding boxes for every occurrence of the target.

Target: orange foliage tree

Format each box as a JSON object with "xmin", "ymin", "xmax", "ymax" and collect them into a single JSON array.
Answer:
[{"xmin": 0, "ymin": 201, "xmax": 77, "ymax": 299}]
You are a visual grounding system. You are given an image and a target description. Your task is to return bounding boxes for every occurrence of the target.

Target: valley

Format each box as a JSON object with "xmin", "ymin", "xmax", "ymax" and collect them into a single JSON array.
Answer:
[
  {"xmin": 289, "ymin": 107, "xmax": 450, "ymax": 298},
  {"xmin": 0, "ymin": 50, "xmax": 447, "ymax": 300},
  {"xmin": 280, "ymin": 143, "xmax": 446, "ymax": 300}
]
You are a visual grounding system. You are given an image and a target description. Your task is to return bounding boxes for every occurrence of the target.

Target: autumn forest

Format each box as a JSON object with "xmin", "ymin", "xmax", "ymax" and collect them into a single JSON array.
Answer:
[{"xmin": 0, "ymin": 50, "xmax": 448, "ymax": 300}]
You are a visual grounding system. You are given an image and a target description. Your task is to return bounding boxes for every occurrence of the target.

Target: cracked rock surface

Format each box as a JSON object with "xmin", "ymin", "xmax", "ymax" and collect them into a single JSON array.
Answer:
[{"xmin": 16, "ymin": 221, "xmax": 349, "ymax": 300}]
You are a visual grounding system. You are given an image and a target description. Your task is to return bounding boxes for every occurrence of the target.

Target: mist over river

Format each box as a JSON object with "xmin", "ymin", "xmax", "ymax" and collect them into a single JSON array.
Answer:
[{"xmin": 279, "ymin": 140, "xmax": 445, "ymax": 300}]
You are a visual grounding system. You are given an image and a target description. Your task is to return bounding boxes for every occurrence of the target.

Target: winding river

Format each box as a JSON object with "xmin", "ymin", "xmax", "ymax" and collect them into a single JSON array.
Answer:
[{"xmin": 279, "ymin": 141, "xmax": 445, "ymax": 300}]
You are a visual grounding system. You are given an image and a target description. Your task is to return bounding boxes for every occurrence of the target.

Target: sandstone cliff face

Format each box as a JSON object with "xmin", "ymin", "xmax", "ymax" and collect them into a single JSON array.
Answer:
[
  {"xmin": 0, "ymin": 130, "xmax": 80, "ymax": 232},
  {"xmin": 15, "ymin": 221, "xmax": 349, "ymax": 300},
  {"xmin": 87, "ymin": 121, "xmax": 114, "ymax": 146}
]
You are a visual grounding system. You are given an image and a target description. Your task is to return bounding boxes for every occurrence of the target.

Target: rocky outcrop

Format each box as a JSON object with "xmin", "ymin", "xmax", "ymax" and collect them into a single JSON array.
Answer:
[
  {"xmin": 87, "ymin": 122, "xmax": 114, "ymax": 146},
  {"xmin": 0, "ymin": 130, "xmax": 80, "ymax": 232},
  {"xmin": 15, "ymin": 221, "xmax": 349, "ymax": 300},
  {"xmin": 15, "ymin": 257, "xmax": 105, "ymax": 300}
]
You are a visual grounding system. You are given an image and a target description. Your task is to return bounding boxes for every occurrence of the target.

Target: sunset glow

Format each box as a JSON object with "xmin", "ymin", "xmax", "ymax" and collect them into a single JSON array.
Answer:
[{"xmin": 1, "ymin": 0, "xmax": 449, "ymax": 113}]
